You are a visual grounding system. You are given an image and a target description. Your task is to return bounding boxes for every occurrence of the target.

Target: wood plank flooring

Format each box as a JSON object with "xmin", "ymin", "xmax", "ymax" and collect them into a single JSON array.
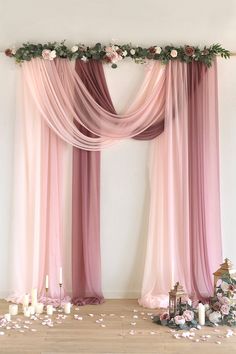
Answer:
[{"xmin": 0, "ymin": 299, "xmax": 235, "ymax": 354}]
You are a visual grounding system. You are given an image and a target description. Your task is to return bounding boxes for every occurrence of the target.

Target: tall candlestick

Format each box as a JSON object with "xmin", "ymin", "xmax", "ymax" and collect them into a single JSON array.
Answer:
[
  {"xmin": 45, "ymin": 275, "xmax": 49, "ymax": 289},
  {"xmin": 198, "ymin": 303, "xmax": 205, "ymax": 326},
  {"xmin": 59, "ymin": 267, "xmax": 62, "ymax": 285}
]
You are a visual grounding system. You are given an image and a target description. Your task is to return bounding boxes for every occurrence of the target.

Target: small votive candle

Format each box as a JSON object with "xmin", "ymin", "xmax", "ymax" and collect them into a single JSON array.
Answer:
[
  {"xmin": 198, "ymin": 303, "xmax": 205, "ymax": 326},
  {"xmin": 28, "ymin": 305, "xmax": 35, "ymax": 315},
  {"xmin": 35, "ymin": 302, "xmax": 44, "ymax": 314},
  {"xmin": 9, "ymin": 304, "xmax": 18, "ymax": 316},
  {"xmin": 23, "ymin": 307, "xmax": 31, "ymax": 317},
  {"xmin": 47, "ymin": 305, "xmax": 53, "ymax": 315},
  {"xmin": 64, "ymin": 302, "xmax": 71, "ymax": 314},
  {"xmin": 4, "ymin": 313, "xmax": 11, "ymax": 321},
  {"xmin": 23, "ymin": 293, "xmax": 29, "ymax": 307}
]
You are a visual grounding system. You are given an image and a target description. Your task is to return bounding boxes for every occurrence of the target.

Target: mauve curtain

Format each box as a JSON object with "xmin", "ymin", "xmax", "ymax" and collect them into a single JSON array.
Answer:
[
  {"xmin": 188, "ymin": 60, "xmax": 222, "ymax": 299},
  {"xmin": 72, "ymin": 60, "xmax": 115, "ymax": 305}
]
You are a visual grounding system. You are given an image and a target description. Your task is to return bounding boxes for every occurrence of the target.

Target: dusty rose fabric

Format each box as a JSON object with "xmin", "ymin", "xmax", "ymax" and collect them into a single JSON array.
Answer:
[
  {"xmin": 187, "ymin": 60, "xmax": 222, "ymax": 300},
  {"xmin": 72, "ymin": 60, "xmax": 115, "ymax": 305},
  {"xmin": 22, "ymin": 59, "xmax": 166, "ymax": 149}
]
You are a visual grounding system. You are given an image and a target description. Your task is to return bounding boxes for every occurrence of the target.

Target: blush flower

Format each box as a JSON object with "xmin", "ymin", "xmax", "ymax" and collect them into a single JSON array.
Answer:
[
  {"xmin": 71, "ymin": 45, "xmax": 79, "ymax": 53},
  {"xmin": 221, "ymin": 304, "xmax": 230, "ymax": 315},
  {"xmin": 219, "ymin": 296, "xmax": 230, "ymax": 305},
  {"xmin": 208, "ymin": 311, "xmax": 221, "ymax": 323},
  {"xmin": 155, "ymin": 46, "xmax": 162, "ymax": 54},
  {"xmin": 42, "ymin": 49, "xmax": 56, "ymax": 60},
  {"xmin": 160, "ymin": 312, "xmax": 170, "ymax": 321},
  {"xmin": 221, "ymin": 281, "xmax": 230, "ymax": 292},
  {"xmin": 183, "ymin": 310, "xmax": 194, "ymax": 322},
  {"xmin": 174, "ymin": 315, "xmax": 185, "ymax": 325},
  {"xmin": 170, "ymin": 49, "xmax": 178, "ymax": 58}
]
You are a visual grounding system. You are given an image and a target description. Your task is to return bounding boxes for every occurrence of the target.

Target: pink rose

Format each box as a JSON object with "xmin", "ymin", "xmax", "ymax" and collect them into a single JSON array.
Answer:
[
  {"xmin": 219, "ymin": 296, "xmax": 230, "ymax": 305},
  {"xmin": 160, "ymin": 312, "xmax": 170, "ymax": 321},
  {"xmin": 183, "ymin": 310, "xmax": 194, "ymax": 322},
  {"xmin": 170, "ymin": 49, "xmax": 178, "ymax": 58},
  {"xmin": 208, "ymin": 311, "xmax": 221, "ymax": 323},
  {"xmin": 42, "ymin": 49, "xmax": 51, "ymax": 60},
  {"xmin": 221, "ymin": 281, "xmax": 230, "ymax": 292},
  {"xmin": 221, "ymin": 304, "xmax": 230, "ymax": 315},
  {"xmin": 174, "ymin": 315, "xmax": 185, "ymax": 325},
  {"xmin": 216, "ymin": 279, "xmax": 223, "ymax": 287}
]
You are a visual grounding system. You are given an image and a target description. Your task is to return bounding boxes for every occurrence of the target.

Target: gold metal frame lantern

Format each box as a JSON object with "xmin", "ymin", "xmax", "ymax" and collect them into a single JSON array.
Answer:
[
  {"xmin": 213, "ymin": 258, "xmax": 236, "ymax": 294},
  {"xmin": 169, "ymin": 282, "xmax": 187, "ymax": 318}
]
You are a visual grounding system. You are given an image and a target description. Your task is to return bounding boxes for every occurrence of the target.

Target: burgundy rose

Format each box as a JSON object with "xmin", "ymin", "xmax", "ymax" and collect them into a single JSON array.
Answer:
[
  {"xmin": 104, "ymin": 55, "xmax": 112, "ymax": 63},
  {"xmin": 184, "ymin": 45, "xmax": 195, "ymax": 57},
  {"xmin": 5, "ymin": 49, "xmax": 13, "ymax": 57},
  {"xmin": 160, "ymin": 312, "xmax": 170, "ymax": 321},
  {"xmin": 149, "ymin": 46, "xmax": 156, "ymax": 54}
]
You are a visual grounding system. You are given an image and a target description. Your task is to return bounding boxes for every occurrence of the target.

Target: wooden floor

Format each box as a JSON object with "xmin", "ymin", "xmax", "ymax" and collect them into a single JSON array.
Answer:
[{"xmin": 0, "ymin": 299, "xmax": 236, "ymax": 354}]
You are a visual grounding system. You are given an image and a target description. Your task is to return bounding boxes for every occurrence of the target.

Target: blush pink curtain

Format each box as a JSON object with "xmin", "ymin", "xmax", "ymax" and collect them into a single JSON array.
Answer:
[
  {"xmin": 139, "ymin": 60, "xmax": 222, "ymax": 308},
  {"xmin": 22, "ymin": 59, "xmax": 166, "ymax": 149}
]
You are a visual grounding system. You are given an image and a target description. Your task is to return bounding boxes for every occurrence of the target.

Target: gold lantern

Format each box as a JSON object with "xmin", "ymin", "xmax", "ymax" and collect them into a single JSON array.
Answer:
[
  {"xmin": 213, "ymin": 258, "xmax": 236, "ymax": 293},
  {"xmin": 169, "ymin": 282, "xmax": 187, "ymax": 318}
]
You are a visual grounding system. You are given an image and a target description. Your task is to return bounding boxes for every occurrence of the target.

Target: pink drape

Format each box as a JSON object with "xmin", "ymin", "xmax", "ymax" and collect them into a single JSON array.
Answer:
[
  {"xmin": 139, "ymin": 60, "xmax": 222, "ymax": 308},
  {"xmin": 22, "ymin": 59, "xmax": 166, "ymax": 149},
  {"xmin": 188, "ymin": 61, "xmax": 222, "ymax": 299}
]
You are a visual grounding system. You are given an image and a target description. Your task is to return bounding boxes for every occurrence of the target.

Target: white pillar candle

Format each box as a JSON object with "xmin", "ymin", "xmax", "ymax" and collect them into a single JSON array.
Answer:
[
  {"xmin": 59, "ymin": 267, "xmax": 62, "ymax": 284},
  {"xmin": 47, "ymin": 305, "xmax": 53, "ymax": 315},
  {"xmin": 64, "ymin": 302, "xmax": 71, "ymax": 314},
  {"xmin": 23, "ymin": 293, "xmax": 29, "ymax": 307},
  {"xmin": 9, "ymin": 304, "xmax": 18, "ymax": 316},
  {"xmin": 28, "ymin": 305, "xmax": 35, "ymax": 315},
  {"xmin": 45, "ymin": 275, "xmax": 49, "ymax": 289},
  {"xmin": 31, "ymin": 288, "xmax": 38, "ymax": 307},
  {"xmin": 35, "ymin": 302, "xmax": 44, "ymax": 314},
  {"xmin": 198, "ymin": 303, "xmax": 205, "ymax": 326},
  {"xmin": 23, "ymin": 307, "xmax": 31, "ymax": 317},
  {"xmin": 4, "ymin": 313, "xmax": 11, "ymax": 321}
]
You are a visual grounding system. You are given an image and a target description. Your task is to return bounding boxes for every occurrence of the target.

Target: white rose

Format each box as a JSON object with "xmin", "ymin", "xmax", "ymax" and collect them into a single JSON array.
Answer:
[
  {"xmin": 130, "ymin": 49, "xmax": 136, "ymax": 55},
  {"xmin": 122, "ymin": 50, "xmax": 128, "ymax": 57},
  {"xmin": 155, "ymin": 46, "xmax": 162, "ymax": 54},
  {"xmin": 208, "ymin": 311, "xmax": 221, "ymax": 324},
  {"xmin": 71, "ymin": 45, "xmax": 79, "ymax": 53},
  {"xmin": 170, "ymin": 49, "xmax": 178, "ymax": 58},
  {"xmin": 49, "ymin": 50, "xmax": 57, "ymax": 60},
  {"xmin": 221, "ymin": 281, "xmax": 230, "ymax": 292},
  {"xmin": 11, "ymin": 47, "xmax": 16, "ymax": 55},
  {"xmin": 81, "ymin": 56, "xmax": 88, "ymax": 62}
]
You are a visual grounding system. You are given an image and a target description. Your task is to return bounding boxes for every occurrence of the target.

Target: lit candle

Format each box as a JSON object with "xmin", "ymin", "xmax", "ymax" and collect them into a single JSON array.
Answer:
[
  {"xmin": 31, "ymin": 288, "xmax": 37, "ymax": 307},
  {"xmin": 198, "ymin": 303, "xmax": 205, "ymax": 326},
  {"xmin": 59, "ymin": 267, "xmax": 62, "ymax": 284},
  {"xmin": 23, "ymin": 307, "xmax": 31, "ymax": 317},
  {"xmin": 64, "ymin": 302, "xmax": 71, "ymax": 314},
  {"xmin": 23, "ymin": 293, "xmax": 29, "ymax": 307},
  {"xmin": 4, "ymin": 313, "xmax": 11, "ymax": 321},
  {"xmin": 47, "ymin": 305, "xmax": 53, "ymax": 315},
  {"xmin": 35, "ymin": 302, "xmax": 44, "ymax": 314},
  {"xmin": 45, "ymin": 275, "xmax": 49, "ymax": 289},
  {"xmin": 9, "ymin": 304, "xmax": 18, "ymax": 316}
]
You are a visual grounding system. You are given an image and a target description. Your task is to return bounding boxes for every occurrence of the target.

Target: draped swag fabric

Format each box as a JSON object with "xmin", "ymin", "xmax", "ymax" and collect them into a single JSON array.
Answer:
[{"xmin": 8, "ymin": 57, "xmax": 222, "ymax": 308}]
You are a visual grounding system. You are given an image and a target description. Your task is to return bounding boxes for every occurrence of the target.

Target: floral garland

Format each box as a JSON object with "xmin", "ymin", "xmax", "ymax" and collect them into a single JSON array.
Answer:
[{"xmin": 5, "ymin": 42, "xmax": 230, "ymax": 68}]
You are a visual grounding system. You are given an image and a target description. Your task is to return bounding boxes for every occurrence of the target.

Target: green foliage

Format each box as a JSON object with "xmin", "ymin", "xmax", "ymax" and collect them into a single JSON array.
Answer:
[{"xmin": 6, "ymin": 42, "xmax": 230, "ymax": 68}]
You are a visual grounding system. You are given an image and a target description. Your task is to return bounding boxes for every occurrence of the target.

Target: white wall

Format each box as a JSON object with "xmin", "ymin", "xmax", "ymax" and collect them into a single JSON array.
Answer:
[{"xmin": 0, "ymin": 0, "xmax": 236, "ymax": 298}]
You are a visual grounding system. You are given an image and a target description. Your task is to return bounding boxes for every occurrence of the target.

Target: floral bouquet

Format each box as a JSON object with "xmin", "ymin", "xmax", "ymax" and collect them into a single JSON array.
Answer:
[
  {"xmin": 153, "ymin": 303, "xmax": 199, "ymax": 330},
  {"xmin": 206, "ymin": 274, "xmax": 236, "ymax": 326}
]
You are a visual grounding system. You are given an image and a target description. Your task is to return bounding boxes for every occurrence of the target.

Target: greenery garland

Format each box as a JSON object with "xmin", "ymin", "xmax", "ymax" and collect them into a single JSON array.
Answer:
[{"xmin": 5, "ymin": 41, "xmax": 230, "ymax": 68}]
